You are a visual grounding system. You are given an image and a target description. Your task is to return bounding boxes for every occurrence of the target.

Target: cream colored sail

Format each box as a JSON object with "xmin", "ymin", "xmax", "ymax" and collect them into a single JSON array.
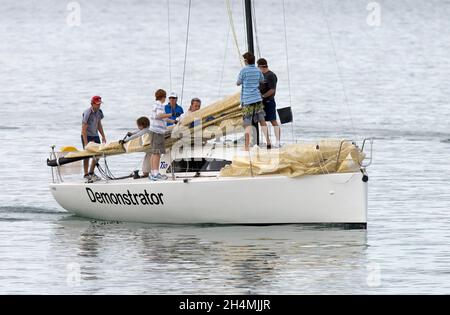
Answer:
[
  {"xmin": 65, "ymin": 92, "xmax": 243, "ymax": 159},
  {"xmin": 219, "ymin": 140, "xmax": 365, "ymax": 177}
]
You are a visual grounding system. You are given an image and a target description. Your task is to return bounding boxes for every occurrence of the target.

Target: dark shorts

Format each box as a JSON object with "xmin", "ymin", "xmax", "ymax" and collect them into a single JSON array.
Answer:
[
  {"xmin": 263, "ymin": 99, "xmax": 277, "ymax": 121},
  {"xmin": 81, "ymin": 135, "xmax": 100, "ymax": 149}
]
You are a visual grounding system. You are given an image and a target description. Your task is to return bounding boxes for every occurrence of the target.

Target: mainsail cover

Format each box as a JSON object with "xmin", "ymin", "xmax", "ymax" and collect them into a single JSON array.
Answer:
[{"xmin": 219, "ymin": 140, "xmax": 365, "ymax": 178}]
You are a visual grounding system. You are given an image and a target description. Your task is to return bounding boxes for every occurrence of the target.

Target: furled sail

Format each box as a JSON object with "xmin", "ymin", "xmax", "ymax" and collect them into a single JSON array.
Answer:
[
  {"xmin": 47, "ymin": 93, "xmax": 243, "ymax": 166},
  {"xmin": 219, "ymin": 140, "xmax": 365, "ymax": 177}
]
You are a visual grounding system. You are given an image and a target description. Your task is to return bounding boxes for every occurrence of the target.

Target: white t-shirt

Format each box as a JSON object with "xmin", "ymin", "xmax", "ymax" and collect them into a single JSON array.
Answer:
[{"xmin": 149, "ymin": 100, "xmax": 167, "ymax": 134}]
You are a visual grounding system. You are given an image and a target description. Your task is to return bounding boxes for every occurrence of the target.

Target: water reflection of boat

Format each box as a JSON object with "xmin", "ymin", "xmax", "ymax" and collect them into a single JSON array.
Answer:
[{"xmin": 52, "ymin": 218, "xmax": 368, "ymax": 293}]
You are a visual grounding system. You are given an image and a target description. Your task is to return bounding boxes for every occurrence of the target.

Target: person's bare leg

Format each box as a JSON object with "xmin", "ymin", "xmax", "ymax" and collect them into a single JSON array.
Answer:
[
  {"xmin": 151, "ymin": 154, "xmax": 161, "ymax": 174},
  {"xmin": 150, "ymin": 155, "xmax": 155, "ymax": 174},
  {"xmin": 244, "ymin": 126, "xmax": 251, "ymax": 151},
  {"xmin": 89, "ymin": 157, "xmax": 96, "ymax": 174},
  {"xmin": 83, "ymin": 159, "xmax": 89, "ymax": 176},
  {"xmin": 271, "ymin": 120, "xmax": 281, "ymax": 144},
  {"xmin": 259, "ymin": 120, "xmax": 271, "ymax": 147},
  {"xmin": 155, "ymin": 154, "xmax": 161, "ymax": 174},
  {"xmin": 142, "ymin": 153, "xmax": 151, "ymax": 177}
]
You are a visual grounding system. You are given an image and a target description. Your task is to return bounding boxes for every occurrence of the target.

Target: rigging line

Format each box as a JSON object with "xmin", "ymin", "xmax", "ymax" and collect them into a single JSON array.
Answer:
[
  {"xmin": 282, "ymin": 0, "xmax": 295, "ymax": 144},
  {"xmin": 241, "ymin": 0, "xmax": 247, "ymax": 51},
  {"xmin": 314, "ymin": 150, "xmax": 327, "ymax": 175},
  {"xmin": 252, "ymin": 0, "xmax": 261, "ymax": 58},
  {"xmin": 226, "ymin": 0, "xmax": 244, "ymax": 66},
  {"xmin": 317, "ymin": 148, "xmax": 330, "ymax": 175},
  {"xmin": 167, "ymin": 0, "xmax": 172, "ymax": 91},
  {"xmin": 180, "ymin": 0, "xmax": 192, "ymax": 106},
  {"xmin": 319, "ymin": 0, "xmax": 357, "ymax": 136},
  {"xmin": 218, "ymin": 9, "xmax": 231, "ymax": 98}
]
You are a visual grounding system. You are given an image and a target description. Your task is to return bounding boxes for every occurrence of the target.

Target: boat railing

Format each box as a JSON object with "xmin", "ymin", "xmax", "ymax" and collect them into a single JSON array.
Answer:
[
  {"xmin": 360, "ymin": 138, "xmax": 373, "ymax": 168},
  {"xmin": 335, "ymin": 138, "xmax": 373, "ymax": 171},
  {"xmin": 50, "ymin": 145, "xmax": 63, "ymax": 184},
  {"xmin": 335, "ymin": 140, "xmax": 347, "ymax": 172}
]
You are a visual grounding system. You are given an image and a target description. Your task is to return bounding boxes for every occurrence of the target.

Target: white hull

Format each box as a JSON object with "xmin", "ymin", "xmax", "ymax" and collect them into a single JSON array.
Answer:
[{"xmin": 50, "ymin": 172, "xmax": 367, "ymax": 227}]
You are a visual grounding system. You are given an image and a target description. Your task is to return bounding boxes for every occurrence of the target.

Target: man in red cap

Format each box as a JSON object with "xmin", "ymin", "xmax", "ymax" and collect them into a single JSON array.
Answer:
[{"xmin": 81, "ymin": 96, "xmax": 107, "ymax": 181}]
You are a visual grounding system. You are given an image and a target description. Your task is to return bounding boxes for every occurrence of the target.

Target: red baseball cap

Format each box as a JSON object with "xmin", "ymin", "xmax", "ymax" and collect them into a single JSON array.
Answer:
[{"xmin": 91, "ymin": 96, "xmax": 103, "ymax": 104}]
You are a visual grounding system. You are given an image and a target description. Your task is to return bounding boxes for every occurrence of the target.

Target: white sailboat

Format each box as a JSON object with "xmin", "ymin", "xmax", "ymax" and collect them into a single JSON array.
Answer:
[{"xmin": 47, "ymin": 0, "xmax": 372, "ymax": 228}]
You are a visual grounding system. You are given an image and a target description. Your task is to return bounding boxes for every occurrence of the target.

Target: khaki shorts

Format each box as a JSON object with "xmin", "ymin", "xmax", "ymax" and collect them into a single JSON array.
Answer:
[{"xmin": 149, "ymin": 131, "xmax": 166, "ymax": 154}]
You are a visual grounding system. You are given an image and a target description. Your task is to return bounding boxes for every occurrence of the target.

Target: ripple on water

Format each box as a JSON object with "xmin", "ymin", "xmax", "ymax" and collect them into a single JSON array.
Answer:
[{"xmin": 0, "ymin": 206, "xmax": 65, "ymax": 214}]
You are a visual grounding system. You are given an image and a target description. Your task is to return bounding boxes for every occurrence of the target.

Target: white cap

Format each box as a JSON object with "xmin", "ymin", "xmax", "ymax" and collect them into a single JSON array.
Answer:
[{"xmin": 168, "ymin": 91, "xmax": 178, "ymax": 99}]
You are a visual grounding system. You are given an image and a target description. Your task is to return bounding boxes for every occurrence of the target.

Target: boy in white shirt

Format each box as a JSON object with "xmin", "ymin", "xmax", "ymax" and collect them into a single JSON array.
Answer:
[{"xmin": 148, "ymin": 89, "xmax": 177, "ymax": 181}]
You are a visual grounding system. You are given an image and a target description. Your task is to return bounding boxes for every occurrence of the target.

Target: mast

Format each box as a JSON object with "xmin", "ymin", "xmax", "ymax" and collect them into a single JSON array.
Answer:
[
  {"xmin": 244, "ymin": 0, "xmax": 254, "ymax": 55},
  {"xmin": 244, "ymin": 0, "xmax": 260, "ymax": 145}
]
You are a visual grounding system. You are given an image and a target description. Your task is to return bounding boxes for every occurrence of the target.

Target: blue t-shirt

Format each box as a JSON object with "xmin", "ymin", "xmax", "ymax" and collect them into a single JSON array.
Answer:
[
  {"xmin": 237, "ymin": 64, "xmax": 264, "ymax": 106},
  {"xmin": 164, "ymin": 104, "xmax": 184, "ymax": 126}
]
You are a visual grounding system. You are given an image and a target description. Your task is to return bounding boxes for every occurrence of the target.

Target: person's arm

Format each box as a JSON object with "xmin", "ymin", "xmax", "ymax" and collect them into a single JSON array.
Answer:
[
  {"xmin": 127, "ymin": 129, "xmax": 139, "ymax": 137},
  {"xmin": 81, "ymin": 123, "xmax": 89, "ymax": 148},
  {"xmin": 262, "ymin": 88, "xmax": 276, "ymax": 99},
  {"xmin": 157, "ymin": 112, "xmax": 173, "ymax": 119},
  {"xmin": 98, "ymin": 120, "xmax": 106, "ymax": 143},
  {"xmin": 155, "ymin": 102, "xmax": 175, "ymax": 122},
  {"xmin": 122, "ymin": 129, "xmax": 138, "ymax": 143},
  {"xmin": 125, "ymin": 128, "xmax": 149, "ymax": 142},
  {"xmin": 236, "ymin": 70, "xmax": 243, "ymax": 86},
  {"xmin": 156, "ymin": 107, "xmax": 178, "ymax": 124}
]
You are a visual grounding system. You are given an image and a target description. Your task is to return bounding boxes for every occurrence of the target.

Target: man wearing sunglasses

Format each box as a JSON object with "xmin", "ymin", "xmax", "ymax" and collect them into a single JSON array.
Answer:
[{"xmin": 164, "ymin": 91, "xmax": 184, "ymax": 126}]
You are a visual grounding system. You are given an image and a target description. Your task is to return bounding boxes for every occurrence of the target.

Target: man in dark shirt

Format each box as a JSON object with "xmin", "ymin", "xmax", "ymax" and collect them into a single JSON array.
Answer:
[{"xmin": 257, "ymin": 58, "xmax": 281, "ymax": 147}]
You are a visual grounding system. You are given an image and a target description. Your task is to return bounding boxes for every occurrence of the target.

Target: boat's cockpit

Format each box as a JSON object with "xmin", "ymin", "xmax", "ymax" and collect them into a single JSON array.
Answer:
[{"xmin": 167, "ymin": 158, "xmax": 231, "ymax": 174}]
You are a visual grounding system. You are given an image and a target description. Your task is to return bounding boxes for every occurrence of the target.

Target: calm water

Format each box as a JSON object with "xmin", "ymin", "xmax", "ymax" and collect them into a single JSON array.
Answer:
[{"xmin": 1, "ymin": 0, "xmax": 450, "ymax": 294}]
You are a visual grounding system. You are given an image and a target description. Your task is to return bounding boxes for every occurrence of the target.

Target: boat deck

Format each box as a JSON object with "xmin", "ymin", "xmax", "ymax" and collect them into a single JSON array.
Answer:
[{"xmin": 52, "ymin": 171, "xmax": 360, "ymax": 186}]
